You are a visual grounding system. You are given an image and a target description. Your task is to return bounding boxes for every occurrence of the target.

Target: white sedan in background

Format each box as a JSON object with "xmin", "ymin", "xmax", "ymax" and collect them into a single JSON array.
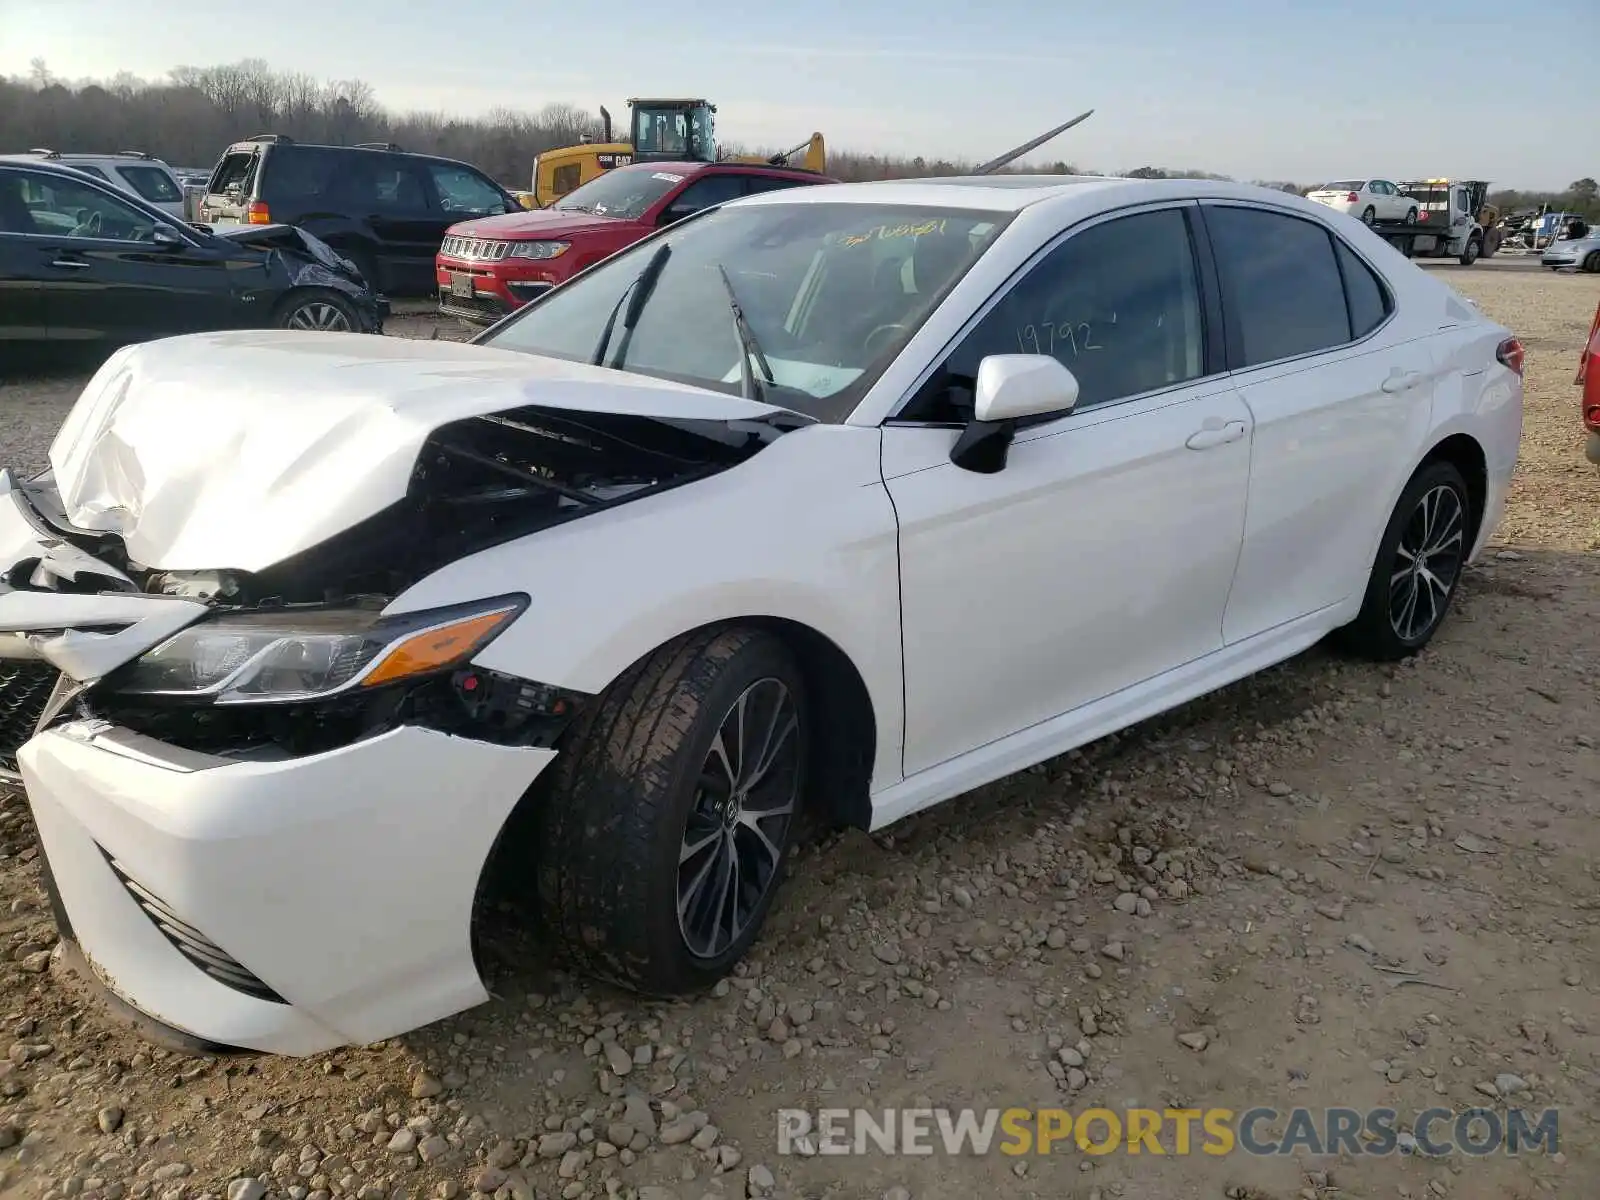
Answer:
[
  {"xmin": 0, "ymin": 174, "xmax": 1523, "ymax": 1056},
  {"xmin": 1307, "ymin": 178, "xmax": 1419, "ymax": 225}
]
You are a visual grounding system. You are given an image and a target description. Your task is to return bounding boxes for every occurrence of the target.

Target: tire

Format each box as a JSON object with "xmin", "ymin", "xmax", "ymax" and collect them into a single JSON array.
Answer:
[
  {"xmin": 1584, "ymin": 252, "xmax": 1600, "ymax": 274},
  {"xmin": 1459, "ymin": 237, "xmax": 1481, "ymax": 266},
  {"xmin": 1404, "ymin": 207, "xmax": 1418, "ymax": 225},
  {"xmin": 1361, "ymin": 206, "xmax": 1376, "ymax": 226},
  {"xmin": 534, "ymin": 626, "xmax": 809, "ymax": 994},
  {"xmin": 1333, "ymin": 461, "xmax": 1473, "ymax": 661},
  {"xmin": 273, "ymin": 288, "xmax": 361, "ymax": 332},
  {"xmin": 1482, "ymin": 229, "xmax": 1501, "ymax": 258}
]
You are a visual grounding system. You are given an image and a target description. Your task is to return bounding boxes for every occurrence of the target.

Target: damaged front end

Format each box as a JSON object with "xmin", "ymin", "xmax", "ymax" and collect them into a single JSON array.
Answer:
[
  {"xmin": 0, "ymin": 397, "xmax": 798, "ymax": 774},
  {"xmin": 213, "ymin": 224, "xmax": 388, "ymax": 332}
]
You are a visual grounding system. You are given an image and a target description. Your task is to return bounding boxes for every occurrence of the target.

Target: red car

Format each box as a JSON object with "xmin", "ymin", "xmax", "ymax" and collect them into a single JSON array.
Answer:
[
  {"xmin": 436, "ymin": 160, "xmax": 836, "ymax": 324},
  {"xmin": 1581, "ymin": 296, "xmax": 1600, "ymax": 466}
]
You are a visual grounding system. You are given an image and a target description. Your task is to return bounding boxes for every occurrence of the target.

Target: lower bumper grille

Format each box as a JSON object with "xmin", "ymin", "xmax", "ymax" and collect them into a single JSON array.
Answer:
[
  {"xmin": 99, "ymin": 845, "xmax": 287, "ymax": 1004},
  {"xmin": 0, "ymin": 661, "xmax": 61, "ymax": 776},
  {"xmin": 437, "ymin": 289, "xmax": 513, "ymax": 323}
]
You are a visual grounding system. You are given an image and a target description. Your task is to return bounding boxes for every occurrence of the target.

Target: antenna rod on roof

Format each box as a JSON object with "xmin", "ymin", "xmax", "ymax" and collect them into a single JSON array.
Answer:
[{"xmin": 972, "ymin": 109, "xmax": 1094, "ymax": 176}]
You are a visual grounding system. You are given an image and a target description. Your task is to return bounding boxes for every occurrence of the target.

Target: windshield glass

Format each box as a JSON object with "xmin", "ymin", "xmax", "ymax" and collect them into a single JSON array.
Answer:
[
  {"xmin": 479, "ymin": 201, "xmax": 1010, "ymax": 422},
  {"xmin": 553, "ymin": 167, "xmax": 686, "ymax": 218}
]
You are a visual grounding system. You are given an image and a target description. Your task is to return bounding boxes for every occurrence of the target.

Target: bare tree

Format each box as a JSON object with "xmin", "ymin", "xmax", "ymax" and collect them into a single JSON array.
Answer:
[{"xmin": 0, "ymin": 59, "xmax": 1410, "ymax": 192}]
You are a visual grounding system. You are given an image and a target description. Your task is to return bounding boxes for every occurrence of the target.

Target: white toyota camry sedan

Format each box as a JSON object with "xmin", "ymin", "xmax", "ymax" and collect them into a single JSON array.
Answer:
[{"xmin": 0, "ymin": 174, "xmax": 1523, "ymax": 1056}]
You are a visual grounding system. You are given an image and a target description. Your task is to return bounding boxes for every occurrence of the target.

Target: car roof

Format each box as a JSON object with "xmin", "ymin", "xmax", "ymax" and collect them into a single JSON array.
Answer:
[
  {"xmin": 5, "ymin": 151, "xmax": 173, "ymax": 167},
  {"xmin": 0, "ymin": 157, "xmax": 187, "ymax": 218},
  {"xmin": 726, "ymin": 174, "xmax": 1367, "ymax": 227},
  {"xmin": 608, "ymin": 159, "xmax": 827, "ymax": 180}
]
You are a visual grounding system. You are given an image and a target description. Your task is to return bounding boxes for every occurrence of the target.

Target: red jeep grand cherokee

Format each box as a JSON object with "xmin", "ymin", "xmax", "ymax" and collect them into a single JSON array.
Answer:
[{"xmin": 437, "ymin": 160, "xmax": 835, "ymax": 324}]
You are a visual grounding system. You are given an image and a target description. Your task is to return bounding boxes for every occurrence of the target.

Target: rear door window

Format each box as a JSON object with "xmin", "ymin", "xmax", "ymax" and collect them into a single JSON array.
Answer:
[
  {"xmin": 335, "ymin": 155, "xmax": 432, "ymax": 212},
  {"xmin": 742, "ymin": 175, "xmax": 814, "ymax": 196},
  {"xmin": 1203, "ymin": 204, "xmax": 1353, "ymax": 368},
  {"xmin": 667, "ymin": 173, "xmax": 747, "ymax": 215}
]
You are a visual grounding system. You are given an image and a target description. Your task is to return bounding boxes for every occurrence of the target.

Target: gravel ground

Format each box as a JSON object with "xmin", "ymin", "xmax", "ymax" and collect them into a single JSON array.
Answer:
[{"xmin": 1, "ymin": 268, "xmax": 1597, "ymax": 1200}]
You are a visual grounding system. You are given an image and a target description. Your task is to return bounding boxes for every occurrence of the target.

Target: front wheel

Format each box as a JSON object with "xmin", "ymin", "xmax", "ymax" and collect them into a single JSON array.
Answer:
[
  {"xmin": 534, "ymin": 627, "xmax": 808, "ymax": 994},
  {"xmin": 1584, "ymin": 252, "xmax": 1600, "ymax": 274},
  {"xmin": 273, "ymin": 289, "xmax": 360, "ymax": 332},
  {"xmin": 1333, "ymin": 461, "xmax": 1473, "ymax": 661},
  {"xmin": 1459, "ymin": 237, "xmax": 1481, "ymax": 266}
]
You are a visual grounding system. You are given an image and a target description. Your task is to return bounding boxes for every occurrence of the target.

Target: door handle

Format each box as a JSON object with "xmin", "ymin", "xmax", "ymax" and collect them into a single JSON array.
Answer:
[
  {"xmin": 47, "ymin": 257, "xmax": 91, "ymax": 270},
  {"xmin": 1185, "ymin": 420, "xmax": 1247, "ymax": 450},
  {"xmin": 1380, "ymin": 369, "xmax": 1424, "ymax": 393}
]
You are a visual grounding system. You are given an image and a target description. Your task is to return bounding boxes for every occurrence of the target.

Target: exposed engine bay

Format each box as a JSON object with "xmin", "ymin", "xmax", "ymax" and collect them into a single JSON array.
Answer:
[{"xmin": 1, "ymin": 403, "xmax": 802, "ymax": 759}]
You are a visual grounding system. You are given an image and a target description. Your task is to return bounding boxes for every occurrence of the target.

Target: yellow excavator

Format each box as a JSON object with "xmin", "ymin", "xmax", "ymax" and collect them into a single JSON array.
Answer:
[{"xmin": 517, "ymin": 99, "xmax": 826, "ymax": 209}]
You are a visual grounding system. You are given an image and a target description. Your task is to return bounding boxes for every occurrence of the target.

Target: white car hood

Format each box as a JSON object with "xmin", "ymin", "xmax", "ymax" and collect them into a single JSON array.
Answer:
[{"xmin": 49, "ymin": 330, "xmax": 793, "ymax": 572}]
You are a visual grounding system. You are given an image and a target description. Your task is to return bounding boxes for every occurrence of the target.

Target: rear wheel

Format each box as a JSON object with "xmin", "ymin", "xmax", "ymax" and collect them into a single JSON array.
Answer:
[
  {"xmin": 1361, "ymin": 206, "xmax": 1377, "ymax": 225},
  {"xmin": 1404, "ymin": 207, "xmax": 1418, "ymax": 225},
  {"xmin": 1334, "ymin": 461, "xmax": 1472, "ymax": 661},
  {"xmin": 273, "ymin": 289, "xmax": 360, "ymax": 332},
  {"xmin": 534, "ymin": 627, "xmax": 808, "ymax": 994}
]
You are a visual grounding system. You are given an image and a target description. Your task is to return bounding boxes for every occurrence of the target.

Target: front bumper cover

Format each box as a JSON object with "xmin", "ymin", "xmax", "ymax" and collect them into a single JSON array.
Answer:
[{"xmin": 23, "ymin": 719, "xmax": 554, "ymax": 1055}]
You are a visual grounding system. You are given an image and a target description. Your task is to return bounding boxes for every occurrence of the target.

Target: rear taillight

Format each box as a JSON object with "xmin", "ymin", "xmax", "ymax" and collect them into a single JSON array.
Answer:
[
  {"xmin": 1346, "ymin": 192, "xmax": 1360, "ymax": 203},
  {"xmin": 1496, "ymin": 337, "xmax": 1525, "ymax": 377},
  {"xmin": 246, "ymin": 201, "xmax": 271, "ymax": 225}
]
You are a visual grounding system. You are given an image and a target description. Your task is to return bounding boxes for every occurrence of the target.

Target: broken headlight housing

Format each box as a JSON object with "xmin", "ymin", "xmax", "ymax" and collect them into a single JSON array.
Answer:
[{"xmin": 109, "ymin": 595, "xmax": 528, "ymax": 705}]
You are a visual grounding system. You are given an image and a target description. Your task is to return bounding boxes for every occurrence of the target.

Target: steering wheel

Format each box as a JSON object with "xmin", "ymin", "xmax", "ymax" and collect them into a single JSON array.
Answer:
[
  {"xmin": 70, "ymin": 210, "xmax": 103, "ymax": 238},
  {"xmin": 863, "ymin": 323, "xmax": 909, "ymax": 356}
]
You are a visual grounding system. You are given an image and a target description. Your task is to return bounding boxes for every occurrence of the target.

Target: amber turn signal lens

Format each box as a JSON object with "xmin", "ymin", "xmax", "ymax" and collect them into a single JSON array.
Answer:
[{"xmin": 361, "ymin": 608, "xmax": 519, "ymax": 687}]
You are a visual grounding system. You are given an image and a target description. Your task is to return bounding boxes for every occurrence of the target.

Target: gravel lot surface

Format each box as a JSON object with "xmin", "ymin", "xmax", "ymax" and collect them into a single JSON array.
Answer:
[{"xmin": 1, "ymin": 267, "xmax": 1597, "ymax": 1200}]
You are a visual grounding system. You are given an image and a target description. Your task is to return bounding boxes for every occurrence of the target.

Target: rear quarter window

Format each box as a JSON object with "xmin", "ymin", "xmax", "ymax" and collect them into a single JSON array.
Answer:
[
  {"xmin": 260, "ymin": 146, "xmax": 343, "ymax": 203},
  {"xmin": 1333, "ymin": 240, "xmax": 1392, "ymax": 339},
  {"xmin": 115, "ymin": 165, "xmax": 182, "ymax": 203}
]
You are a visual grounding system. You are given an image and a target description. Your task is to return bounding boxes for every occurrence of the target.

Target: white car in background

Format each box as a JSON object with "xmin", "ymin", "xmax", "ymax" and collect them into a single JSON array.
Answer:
[
  {"xmin": 6, "ymin": 149, "xmax": 188, "ymax": 220},
  {"xmin": 1306, "ymin": 179, "xmax": 1419, "ymax": 226},
  {"xmin": 0, "ymin": 175, "xmax": 1523, "ymax": 1056}
]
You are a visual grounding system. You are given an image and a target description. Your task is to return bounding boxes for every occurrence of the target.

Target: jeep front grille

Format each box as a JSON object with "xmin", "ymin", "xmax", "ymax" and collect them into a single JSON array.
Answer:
[
  {"xmin": 440, "ymin": 235, "xmax": 510, "ymax": 262},
  {"xmin": 99, "ymin": 846, "xmax": 287, "ymax": 1004}
]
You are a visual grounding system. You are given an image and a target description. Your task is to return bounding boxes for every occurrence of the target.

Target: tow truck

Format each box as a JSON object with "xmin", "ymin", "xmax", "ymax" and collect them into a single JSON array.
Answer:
[{"xmin": 1364, "ymin": 179, "xmax": 1498, "ymax": 265}]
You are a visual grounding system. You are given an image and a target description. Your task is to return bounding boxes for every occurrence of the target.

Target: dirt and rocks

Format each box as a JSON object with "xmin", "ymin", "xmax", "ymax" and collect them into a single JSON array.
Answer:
[{"xmin": 0, "ymin": 268, "xmax": 1597, "ymax": 1200}]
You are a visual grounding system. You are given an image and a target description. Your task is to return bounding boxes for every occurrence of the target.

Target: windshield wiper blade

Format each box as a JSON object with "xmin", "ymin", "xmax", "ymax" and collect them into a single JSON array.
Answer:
[
  {"xmin": 590, "ymin": 242, "xmax": 671, "ymax": 367},
  {"xmin": 716, "ymin": 264, "xmax": 775, "ymax": 403}
]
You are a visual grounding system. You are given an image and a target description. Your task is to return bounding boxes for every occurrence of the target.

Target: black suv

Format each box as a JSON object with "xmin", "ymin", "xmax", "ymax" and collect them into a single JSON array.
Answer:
[{"xmin": 198, "ymin": 136, "xmax": 521, "ymax": 295}]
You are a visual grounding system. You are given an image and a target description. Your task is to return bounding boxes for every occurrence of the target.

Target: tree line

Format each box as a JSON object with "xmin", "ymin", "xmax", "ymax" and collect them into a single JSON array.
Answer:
[
  {"xmin": 3, "ymin": 59, "xmax": 1593, "ymax": 215},
  {"xmin": 0, "ymin": 59, "xmax": 1297, "ymax": 189}
]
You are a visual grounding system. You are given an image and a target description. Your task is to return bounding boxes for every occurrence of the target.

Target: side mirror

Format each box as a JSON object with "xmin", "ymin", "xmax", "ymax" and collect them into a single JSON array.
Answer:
[
  {"xmin": 150, "ymin": 225, "xmax": 186, "ymax": 250},
  {"xmin": 950, "ymin": 355, "xmax": 1080, "ymax": 474}
]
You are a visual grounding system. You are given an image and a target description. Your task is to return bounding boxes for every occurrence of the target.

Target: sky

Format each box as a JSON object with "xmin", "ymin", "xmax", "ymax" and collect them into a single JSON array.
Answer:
[{"xmin": 0, "ymin": 0, "xmax": 1590, "ymax": 190}]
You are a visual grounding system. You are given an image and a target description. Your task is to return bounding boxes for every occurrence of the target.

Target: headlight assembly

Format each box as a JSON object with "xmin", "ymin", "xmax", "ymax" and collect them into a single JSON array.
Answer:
[
  {"xmin": 509, "ymin": 241, "xmax": 570, "ymax": 260},
  {"xmin": 110, "ymin": 595, "xmax": 526, "ymax": 705}
]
